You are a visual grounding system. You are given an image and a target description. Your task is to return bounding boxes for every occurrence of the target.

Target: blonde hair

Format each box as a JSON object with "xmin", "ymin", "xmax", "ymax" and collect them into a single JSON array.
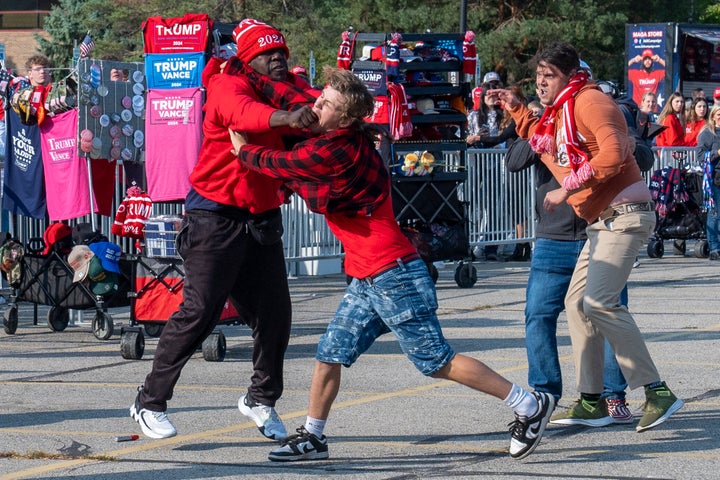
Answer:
[
  {"xmin": 701, "ymin": 104, "xmax": 720, "ymax": 135},
  {"xmin": 641, "ymin": 91, "xmax": 657, "ymax": 102}
]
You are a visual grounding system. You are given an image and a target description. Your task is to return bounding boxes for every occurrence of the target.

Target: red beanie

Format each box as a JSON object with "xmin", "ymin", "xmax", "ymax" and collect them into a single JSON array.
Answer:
[{"xmin": 233, "ymin": 19, "xmax": 290, "ymax": 63}]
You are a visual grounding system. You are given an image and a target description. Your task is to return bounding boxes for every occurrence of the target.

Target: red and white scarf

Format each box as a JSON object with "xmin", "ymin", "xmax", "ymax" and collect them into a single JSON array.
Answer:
[{"xmin": 530, "ymin": 71, "xmax": 592, "ymax": 185}]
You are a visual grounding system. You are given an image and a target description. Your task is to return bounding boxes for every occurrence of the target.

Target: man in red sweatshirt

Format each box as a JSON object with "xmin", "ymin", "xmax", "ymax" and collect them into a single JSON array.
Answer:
[
  {"xmin": 229, "ymin": 66, "xmax": 555, "ymax": 462},
  {"xmin": 130, "ymin": 19, "xmax": 319, "ymax": 441}
]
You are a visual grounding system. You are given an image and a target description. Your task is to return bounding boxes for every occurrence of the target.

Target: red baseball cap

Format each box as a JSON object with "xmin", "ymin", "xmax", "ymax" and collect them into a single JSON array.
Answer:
[
  {"xmin": 642, "ymin": 49, "xmax": 654, "ymax": 58},
  {"xmin": 43, "ymin": 222, "xmax": 73, "ymax": 255},
  {"xmin": 714, "ymin": 87, "xmax": 720, "ymax": 99}
]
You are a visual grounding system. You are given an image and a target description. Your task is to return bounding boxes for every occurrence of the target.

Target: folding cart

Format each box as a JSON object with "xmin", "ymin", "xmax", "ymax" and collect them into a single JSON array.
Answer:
[
  {"xmin": 2, "ymin": 239, "xmax": 130, "ymax": 340},
  {"xmin": 392, "ymin": 170, "xmax": 476, "ymax": 287}
]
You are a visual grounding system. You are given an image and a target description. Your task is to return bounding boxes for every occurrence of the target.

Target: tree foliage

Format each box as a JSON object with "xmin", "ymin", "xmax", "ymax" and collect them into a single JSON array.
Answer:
[{"xmin": 37, "ymin": 0, "xmax": 713, "ymax": 90}]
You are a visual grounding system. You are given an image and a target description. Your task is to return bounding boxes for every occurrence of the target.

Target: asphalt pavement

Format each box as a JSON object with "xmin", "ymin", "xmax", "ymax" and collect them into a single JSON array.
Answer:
[{"xmin": 1, "ymin": 242, "xmax": 719, "ymax": 480}]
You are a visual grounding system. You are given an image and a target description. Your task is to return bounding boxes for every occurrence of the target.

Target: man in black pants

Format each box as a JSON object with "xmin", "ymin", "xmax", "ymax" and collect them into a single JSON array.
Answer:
[{"xmin": 129, "ymin": 19, "xmax": 318, "ymax": 441}]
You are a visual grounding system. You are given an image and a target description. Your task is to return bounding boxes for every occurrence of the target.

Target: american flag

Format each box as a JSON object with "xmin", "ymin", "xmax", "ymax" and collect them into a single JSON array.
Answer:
[{"xmin": 79, "ymin": 34, "xmax": 95, "ymax": 58}]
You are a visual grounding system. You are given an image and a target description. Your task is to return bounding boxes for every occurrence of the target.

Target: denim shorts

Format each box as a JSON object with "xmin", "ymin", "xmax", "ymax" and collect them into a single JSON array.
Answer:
[{"xmin": 315, "ymin": 258, "xmax": 455, "ymax": 376}]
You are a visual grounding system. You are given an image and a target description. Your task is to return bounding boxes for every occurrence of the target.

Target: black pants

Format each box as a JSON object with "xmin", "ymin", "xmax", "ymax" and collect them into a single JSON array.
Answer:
[{"xmin": 139, "ymin": 209, "xmax": 292, "ymax": 410}]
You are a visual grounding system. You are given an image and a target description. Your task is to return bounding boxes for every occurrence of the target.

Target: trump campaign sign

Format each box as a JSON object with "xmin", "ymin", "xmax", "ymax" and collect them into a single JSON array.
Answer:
[
  {"xmin": 145, "ymin": 53, "xmax": 205, "ymax": 89},
  {"xmin": 142, "ymin": 13, "xmax": 212, "ymax": 54}
]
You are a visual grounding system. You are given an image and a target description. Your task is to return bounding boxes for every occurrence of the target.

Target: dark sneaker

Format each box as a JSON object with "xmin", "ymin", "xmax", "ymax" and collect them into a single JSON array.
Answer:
[
  {"xmin": 268, "ymin": 426, "xmax": 329, "ymax": 462},
  {"xmin": 238, "ymin": 394, "xmax": 287, "ymax": 440},
  {"xmin": 129, "ymin": 387, "xmax": 177, "ymax": 439},
  {"xmin": 550, "ymin": 398, "xmax": 613, "ymax": 427},
  {"xmin": 637, "ymin": 383, "xmax": 683, "ymax": 432},
  {"xmin": 508, "ymin": 391, "xmax": 555, "ymax": 459},
  {"xmin": 606, "ymin": 398, "xmax": 634, "ymax": 424}
]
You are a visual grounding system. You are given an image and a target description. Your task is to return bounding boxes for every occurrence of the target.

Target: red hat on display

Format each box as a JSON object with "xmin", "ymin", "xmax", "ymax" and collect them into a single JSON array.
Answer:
[
  {"xmin": 233, "ymin": 19, "xmax": 290, "ymax": 63},
  {"xmin": 714, "ymin": 87, "xmax": 720, "ymax": 99},
  {"xmin": 291, "ymin": 65, "xmax": 307, "ymax": 76},
  {"xmin": 42, "ymin": 222, "xmax": 73, "ymax": 255},
  {"xmin": 472, "ymin": 86, "xmax": 483, "ymax": 111},
  {"xmin": 642, "ymin": 49, "xmax": 654, "ymax": 58}
]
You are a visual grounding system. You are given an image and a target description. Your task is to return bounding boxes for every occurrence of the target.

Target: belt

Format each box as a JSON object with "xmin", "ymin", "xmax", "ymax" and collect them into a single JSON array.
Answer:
[
  {"xmin": 362, "ymin": 253, "xmax": 420, "ymax": 285},
  {"xmin": 598, "ymin": 201, "xmax": 654, "ymax": 222}
]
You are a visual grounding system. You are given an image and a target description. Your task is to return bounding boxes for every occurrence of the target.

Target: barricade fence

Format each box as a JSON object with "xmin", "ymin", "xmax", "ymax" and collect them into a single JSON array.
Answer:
[
  {"xmin": 464, "ymin": 148, "xmax": 536, "ymax": 254},
  {"xmin": 0, "ymin": 146, "xmax": 699, "ymax": 275}
]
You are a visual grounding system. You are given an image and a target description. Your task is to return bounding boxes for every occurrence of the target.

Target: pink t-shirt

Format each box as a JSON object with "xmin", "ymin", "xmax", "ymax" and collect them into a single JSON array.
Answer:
[
  {"xmin": 144, "ymin": 87, "xmax": 203, "ymax": 201},
  {"xmin": 40, "ymin": 109, "xmax": 96, "ymax": 220}
]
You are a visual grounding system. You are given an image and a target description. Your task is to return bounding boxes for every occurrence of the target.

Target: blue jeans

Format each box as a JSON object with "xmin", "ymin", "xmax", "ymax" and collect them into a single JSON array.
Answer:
[
  {"xmin": 706, "ymin": 184, "xmax": 720, "ymax": 253},
  {"xmin": 525, "ymin": 238, "xmax": 628, "ymax": 401},
  {"xmin": 316, "ymin": 258, "xmax": 454, "ymax": 376}
]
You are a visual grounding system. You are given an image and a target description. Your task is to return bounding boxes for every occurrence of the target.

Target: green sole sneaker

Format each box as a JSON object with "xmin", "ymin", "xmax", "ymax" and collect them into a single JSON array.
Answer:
[{"xmin": 550, "ymin": 398, "xmax": 613, "ymax": 427}]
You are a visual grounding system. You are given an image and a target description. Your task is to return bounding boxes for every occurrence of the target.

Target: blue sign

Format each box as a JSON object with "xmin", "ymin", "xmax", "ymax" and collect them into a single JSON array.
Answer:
[{"xmin": 145, "ymin": 52, "xmax": 204, "ymax": 89}]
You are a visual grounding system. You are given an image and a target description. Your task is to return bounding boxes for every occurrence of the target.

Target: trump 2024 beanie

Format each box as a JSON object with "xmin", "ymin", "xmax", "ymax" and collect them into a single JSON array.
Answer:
[{"xmin": 233, "ymin": 19, "xmax": 290, "ymax": 63}]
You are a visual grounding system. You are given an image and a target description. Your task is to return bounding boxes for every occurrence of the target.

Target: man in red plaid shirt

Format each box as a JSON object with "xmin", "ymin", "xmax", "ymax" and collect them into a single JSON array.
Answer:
[{"xmin": 230, "ymin": 66, "xmax": 555, "ymax": 462}]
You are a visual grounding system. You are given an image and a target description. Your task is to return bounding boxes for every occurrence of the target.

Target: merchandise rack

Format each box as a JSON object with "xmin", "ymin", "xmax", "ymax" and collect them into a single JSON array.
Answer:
[{"xmin": 350, "ymin": 31, "xmax": 477, "ymax": 287}]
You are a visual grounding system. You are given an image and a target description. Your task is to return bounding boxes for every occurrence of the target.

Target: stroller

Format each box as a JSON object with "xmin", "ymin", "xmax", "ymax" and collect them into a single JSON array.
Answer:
[{"xmin": 647, "ymin": 164, "xmax": 709, "ymax": 258}]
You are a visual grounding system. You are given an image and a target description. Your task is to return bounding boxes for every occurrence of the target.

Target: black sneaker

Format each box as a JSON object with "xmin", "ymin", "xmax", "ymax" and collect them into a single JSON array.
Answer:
[
  {"xmin": 508, "ymin": 392, "xmax": 555, "ymax": 459},
  {"xmin": 268, "ymin": 426, "xmax": 329, "ymax": 462}
]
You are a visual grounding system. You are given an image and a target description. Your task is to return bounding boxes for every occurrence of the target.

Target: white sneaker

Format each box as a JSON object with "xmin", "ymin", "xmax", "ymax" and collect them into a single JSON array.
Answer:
[
  {"xmin": 238, "ymin": 394, "xmax": 287, "ymax": 440},
  {"xmin": 130, "ymin": 390, "xmax": 177, "ymax": 439}
]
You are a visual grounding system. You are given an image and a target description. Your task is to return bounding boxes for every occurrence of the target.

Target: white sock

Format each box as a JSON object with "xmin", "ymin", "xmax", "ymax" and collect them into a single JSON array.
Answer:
[
  {"xmin": 304, "ymin": 416, "xmax": 326, "ymax": 438},
  {"xmin": 503, "ymin": 384, "xmax": 538, "ymax": 417}
]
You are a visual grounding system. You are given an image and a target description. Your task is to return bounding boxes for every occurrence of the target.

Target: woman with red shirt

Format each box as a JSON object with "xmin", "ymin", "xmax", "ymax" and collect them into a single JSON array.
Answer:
[
  {"xmin": 684, "ymin": 96, "xmax": 708, "ymax": 146},
  {"xmin": 655, "ymin": 91, "xmax": 687, "ymax": 147}
]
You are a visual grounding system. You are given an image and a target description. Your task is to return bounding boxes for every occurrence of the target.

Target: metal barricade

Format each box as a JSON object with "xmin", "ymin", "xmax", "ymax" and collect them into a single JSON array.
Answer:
[
  {"xmin": 651, "ymin": 146, "xmax": 700, "ymax": 170},
  {"xmin": 281, "ymin": 195, "xmax": 343, "ymax": 277},
  {"xmin": 3, "ymin": 146, "xmax": 700, "ymax": 275},
  {"xmin": 464, "ymin": 148, "xmax": 536, "ymax": 252}
]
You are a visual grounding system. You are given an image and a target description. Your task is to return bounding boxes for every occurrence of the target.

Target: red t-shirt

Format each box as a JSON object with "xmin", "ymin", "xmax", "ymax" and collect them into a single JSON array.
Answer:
[
  {"xmin": 326, "ymin": 197, "xmax": 417, "ymax": 279},
  {"xmin": 656, "ymin": 113, "xmax": 686, "ymax": 147},
  {"xmin": 684, "ymin": 120, "xmax": 705, "ymax": 146},
  {"xmin": 628, "ymin": 69, "xmax": 665, "ymax": 107}
]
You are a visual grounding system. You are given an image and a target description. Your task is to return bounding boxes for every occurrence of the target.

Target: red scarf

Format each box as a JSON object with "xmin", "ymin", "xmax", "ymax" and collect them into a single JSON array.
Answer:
[
  {"xmin": 222, "ymin": 57, "xmax": 318, "ymax": 111},
  {"xmin": 530, "ymin": 71, "xmax": 591, "ymax": 180}
]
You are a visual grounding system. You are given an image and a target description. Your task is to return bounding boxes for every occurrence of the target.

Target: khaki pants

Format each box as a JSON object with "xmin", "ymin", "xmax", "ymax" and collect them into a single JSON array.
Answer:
[{"xmin": 565, "ymin": 210, "xmax": 660, "ymax": 393}]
